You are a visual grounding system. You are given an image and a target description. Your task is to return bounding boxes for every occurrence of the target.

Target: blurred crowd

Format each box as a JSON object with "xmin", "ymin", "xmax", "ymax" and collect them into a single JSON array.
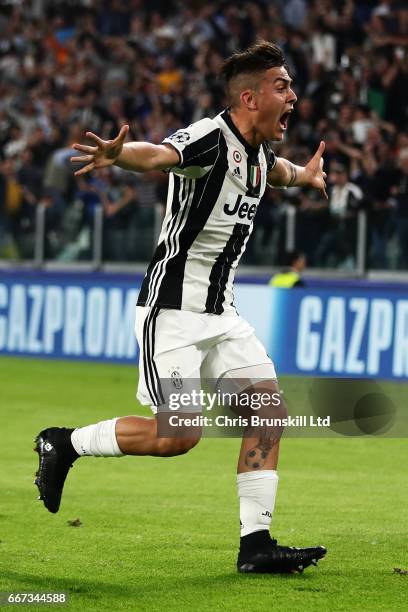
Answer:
[{"xmin": 0, "ymin": 0, "xmax": 407, "ymax": 269}]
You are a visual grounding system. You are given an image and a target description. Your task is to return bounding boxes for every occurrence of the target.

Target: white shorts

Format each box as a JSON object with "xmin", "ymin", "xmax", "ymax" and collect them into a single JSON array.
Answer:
[{"xmin": 135, "ymin": 306, "xmax": 277, "ymax": 412}]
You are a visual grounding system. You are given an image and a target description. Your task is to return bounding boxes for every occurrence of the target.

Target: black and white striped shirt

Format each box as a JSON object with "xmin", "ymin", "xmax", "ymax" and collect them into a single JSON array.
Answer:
[{"xmin": 137, "ymin": 109, "xmax": 276, "ymax": 315}]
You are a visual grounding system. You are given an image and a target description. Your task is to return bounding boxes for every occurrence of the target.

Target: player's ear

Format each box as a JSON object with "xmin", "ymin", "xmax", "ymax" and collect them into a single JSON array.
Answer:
[{"xmin": 241, "ymin": 90, "xmax": 258, "ymax": 111}]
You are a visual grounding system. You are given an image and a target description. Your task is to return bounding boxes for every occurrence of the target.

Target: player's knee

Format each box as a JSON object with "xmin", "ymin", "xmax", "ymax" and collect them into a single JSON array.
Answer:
[
  {"xmin": 263, "ymin": 394, "xmax": 288, "ymax": 433},
  {"xmin": 270, "ymin": 394, "xmax": 288, "ymax": 420},
  {"xmin": 157, "ymin": 436, "xmax": 200, "ymax": 457},
  {"xmin": 249, "ymin": 391, "xmax": 288, "ymax": 441},
  {"xmin": 176, "ymin": 436, "xmax": 201, "ymax": 455},
  {"xmin": 257, "ymin": 389, "xmax": 287, "ymax": 417}
]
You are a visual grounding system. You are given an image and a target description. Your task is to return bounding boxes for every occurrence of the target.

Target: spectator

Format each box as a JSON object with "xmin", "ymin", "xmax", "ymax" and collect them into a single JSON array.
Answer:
[
  {"xmin": 315, "ymin": 163, "xmax": 364, "ymax": 268},
  {"xmin": 0, "ymin": 157, "xmax": 23, "ymax": 258},
  {"xmin": 0, "ymin": 0, "xmax": 406, "ymax": 271},
  {"xmin": 269, "ymin": 251, "xmax": 306, "ymax": 288},
  {"xmin": 391, "ymin": 148, "xmax": 408, "ymax": 269},
  {"xmin": 102, "ymin": 178, "xmax": 139, "ymax": 262}
]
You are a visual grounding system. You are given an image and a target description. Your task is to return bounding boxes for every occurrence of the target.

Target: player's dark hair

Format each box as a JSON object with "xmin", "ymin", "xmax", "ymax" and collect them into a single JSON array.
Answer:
[
  {"xmin": 221, "ymin": 41, "xmax": 285, "ymax": 82},
  {"xmin": 221, "ymin": 41, "xmax": 286, "ymax": 105},
  {"xmin": 285, "ymin": 250, "xmax": 304, "ymax": 267}
]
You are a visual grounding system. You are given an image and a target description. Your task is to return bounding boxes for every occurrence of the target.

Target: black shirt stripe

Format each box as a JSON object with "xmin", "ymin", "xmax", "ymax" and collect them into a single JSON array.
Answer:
[
  {"xmin": 179, "ymin": 130, "xmax": 221, "ymax": 169},
  {"xmin": 205, "ymin": 222, "xmax": 250, "ymax": 314},
  {"xmin": 155, "ymin": 134, "xmax": 229, "ymax": 308},
  {"xmin": 138, "ymin": 174, "xmax": 182, "ymax": 305}
]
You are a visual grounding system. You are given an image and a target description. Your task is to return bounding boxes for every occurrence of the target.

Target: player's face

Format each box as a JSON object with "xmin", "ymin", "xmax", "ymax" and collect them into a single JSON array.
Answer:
[{"xmin": 255, "ymin": 67, "xmax": 297, "ymax": 141}]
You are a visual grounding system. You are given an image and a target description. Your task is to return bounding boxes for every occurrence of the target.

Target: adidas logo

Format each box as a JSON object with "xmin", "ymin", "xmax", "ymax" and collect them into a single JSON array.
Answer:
[{"xmin": 232, "ymin": 167, "xmax": 242, "ymax": 178}]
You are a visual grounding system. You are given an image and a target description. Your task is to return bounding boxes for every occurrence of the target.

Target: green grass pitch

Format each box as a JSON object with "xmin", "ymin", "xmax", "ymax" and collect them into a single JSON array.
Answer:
[{"xmin": 0, "ymin": 356, "xmax": 406, "ymax": 611}]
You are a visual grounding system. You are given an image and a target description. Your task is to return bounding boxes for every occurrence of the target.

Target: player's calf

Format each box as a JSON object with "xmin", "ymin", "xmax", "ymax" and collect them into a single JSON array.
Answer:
[
  {"xmin": 156, "ymin": 436, "xmax": 201, "ymax": 457},
  {"xmin": 115, "ymin": 415, "xmax": 201, "ymax": 456}
]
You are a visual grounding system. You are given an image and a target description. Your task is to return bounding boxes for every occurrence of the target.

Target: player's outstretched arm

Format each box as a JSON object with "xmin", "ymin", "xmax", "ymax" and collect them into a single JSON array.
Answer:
[
  {"xmin": 267, "ymin": 141, "xmax": 328, "ymax": 199},
  {"xmin": 70, "ymin": 125, "xmax": 180, "ymax": 176}
]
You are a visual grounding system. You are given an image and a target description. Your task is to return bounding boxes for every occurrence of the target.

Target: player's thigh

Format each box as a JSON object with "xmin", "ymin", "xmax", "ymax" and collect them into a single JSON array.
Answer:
[
  {"xmin": 135, "ymin": 306, "xmax": 204, "ymax": 412},
  {"xmin": 202, "ymin": 315, "xmax": 276, "ymax": 384},
  {"xmin": 202, "ymin": 316, "xmax": 286, "ymax": 419}
]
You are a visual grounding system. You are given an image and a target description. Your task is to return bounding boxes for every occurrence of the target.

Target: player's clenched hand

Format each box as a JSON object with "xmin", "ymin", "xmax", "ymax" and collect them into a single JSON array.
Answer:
[
  {"xmin": 304, "ymin": 141, "xmax": 328, "ymax": 199},
  {"xmin": 70, "ymin": 125, "xmax": 129, "ymax": 176}
]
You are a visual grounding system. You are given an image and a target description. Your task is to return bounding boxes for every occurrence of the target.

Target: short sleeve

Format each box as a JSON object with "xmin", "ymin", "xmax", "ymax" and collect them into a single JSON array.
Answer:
[
  {"xmin": 262, "ymin": 142, "xmax": 277, "ymax": 172},
  {"xmin": 163, "ymin": 118, "xmax": 220, "ymax": 171}
]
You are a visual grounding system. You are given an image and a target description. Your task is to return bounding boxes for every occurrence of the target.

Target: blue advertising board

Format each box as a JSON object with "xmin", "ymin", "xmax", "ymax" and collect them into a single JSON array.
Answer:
[
  {"xmin": 235, "ymin": 285, "xmax": 408, "ymax": 380},
  {"xmin": 0, "ymin": 271, "xmax": 407, "ymax": 380},
  {"xmin": 0, "ymin": 271, "xmax": 139, "ymax": 362}
]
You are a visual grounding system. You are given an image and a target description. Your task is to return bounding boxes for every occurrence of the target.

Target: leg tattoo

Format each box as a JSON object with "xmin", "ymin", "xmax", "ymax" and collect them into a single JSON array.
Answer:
[{"xmin": 245, "ymin": 426, "xmax": 276, "ymax": 469}]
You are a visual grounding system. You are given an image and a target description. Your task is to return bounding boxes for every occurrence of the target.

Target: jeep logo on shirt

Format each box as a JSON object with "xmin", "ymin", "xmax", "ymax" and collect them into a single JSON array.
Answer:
[{"xmin": 223, "ymin": 194, "xmax": 258, "ymax": 224}]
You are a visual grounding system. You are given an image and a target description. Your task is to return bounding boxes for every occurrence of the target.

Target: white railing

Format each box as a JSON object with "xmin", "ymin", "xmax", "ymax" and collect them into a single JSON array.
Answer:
[{"xmin": 2, "ymin": 205, "xmax": 408, "ymax": 281}]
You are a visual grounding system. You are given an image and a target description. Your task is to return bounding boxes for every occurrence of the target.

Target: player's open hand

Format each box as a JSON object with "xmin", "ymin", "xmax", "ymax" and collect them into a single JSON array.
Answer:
[
  {"xmin": 305, "ymin": 141, "xmax": 328, "ymax": 199},
  {"xmin": 70, "ymin": 125, "xmax": 129, "ymax": 177}
]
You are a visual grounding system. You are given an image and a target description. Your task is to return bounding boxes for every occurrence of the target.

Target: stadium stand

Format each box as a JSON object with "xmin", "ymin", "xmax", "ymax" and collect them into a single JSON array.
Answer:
[{"xmin": 0, "ymin": 0, "xmax": 407, "ymax": 270}]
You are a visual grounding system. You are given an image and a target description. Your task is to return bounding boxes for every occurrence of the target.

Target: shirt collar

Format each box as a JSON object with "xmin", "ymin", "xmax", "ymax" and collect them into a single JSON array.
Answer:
[{"xmin": 220, "ymin": 108, "xmax": 260, "ymax": 157}]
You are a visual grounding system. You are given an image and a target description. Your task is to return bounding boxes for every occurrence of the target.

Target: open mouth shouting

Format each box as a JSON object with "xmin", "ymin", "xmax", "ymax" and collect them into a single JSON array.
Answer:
[{"xmin": 279, "ymin": 109, "xmax": 293, "ymax": 131}]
